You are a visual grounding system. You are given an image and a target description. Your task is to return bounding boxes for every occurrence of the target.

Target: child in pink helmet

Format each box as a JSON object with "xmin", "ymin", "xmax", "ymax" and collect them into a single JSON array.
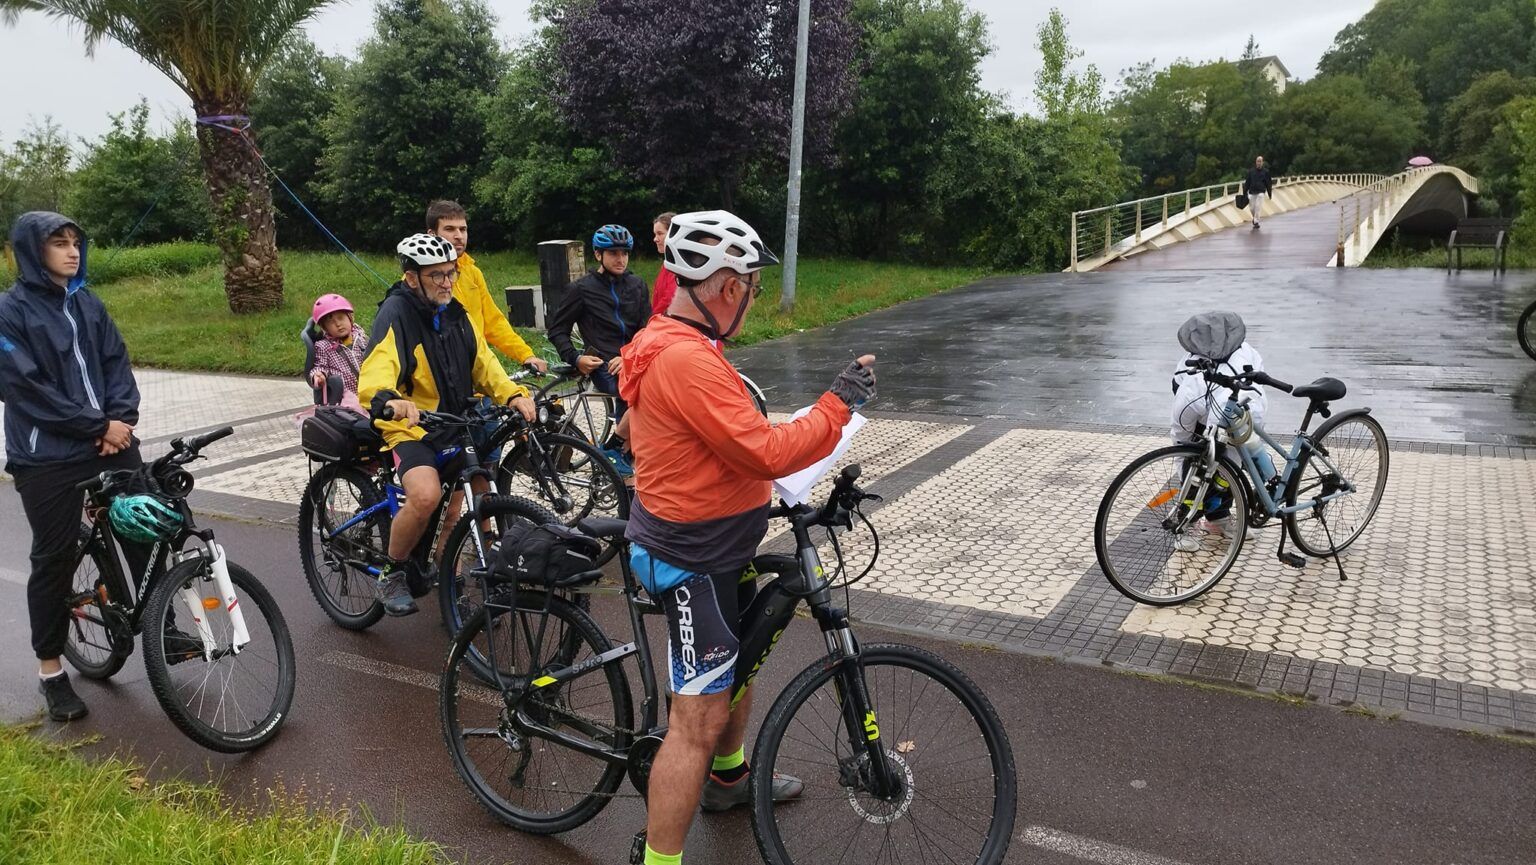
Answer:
[{"xmin": 306, "ymin": 293, "xmax": 368, "ymax": 409}]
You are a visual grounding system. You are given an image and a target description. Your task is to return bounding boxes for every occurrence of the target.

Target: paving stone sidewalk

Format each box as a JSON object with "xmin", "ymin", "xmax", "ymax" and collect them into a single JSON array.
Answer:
[{"xmin": 18, "ymin": 365, "xmax": 1528, "ymax": 735}]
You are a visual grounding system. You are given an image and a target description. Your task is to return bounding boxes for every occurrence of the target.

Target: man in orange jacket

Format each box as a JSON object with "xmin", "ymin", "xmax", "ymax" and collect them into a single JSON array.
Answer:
[{"xmin": 618, "ymin": 210, "xmax": 875, "ymax": 865}]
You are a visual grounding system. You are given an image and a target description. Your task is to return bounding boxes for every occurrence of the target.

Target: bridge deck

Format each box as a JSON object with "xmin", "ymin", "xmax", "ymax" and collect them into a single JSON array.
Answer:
[{"xmin": 1105, "ymin": 196, "xmax": 1352, "ymax": 270}]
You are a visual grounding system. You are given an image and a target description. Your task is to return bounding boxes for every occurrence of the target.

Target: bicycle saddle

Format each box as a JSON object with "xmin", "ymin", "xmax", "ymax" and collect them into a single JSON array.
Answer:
[
  {"xmin": 576, "ymin": 516, "xmax": 629, "ymax": 540},
  {"xmin": 1291, "ymin": 377, "xmax": 1346, "ymax": 402}
]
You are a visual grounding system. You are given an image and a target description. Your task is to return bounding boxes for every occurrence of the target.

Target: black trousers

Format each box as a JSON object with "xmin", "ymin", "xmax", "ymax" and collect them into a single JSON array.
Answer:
[{"xmin": 13, "ymin": 447, "xmax": 149, "ymax": 660}]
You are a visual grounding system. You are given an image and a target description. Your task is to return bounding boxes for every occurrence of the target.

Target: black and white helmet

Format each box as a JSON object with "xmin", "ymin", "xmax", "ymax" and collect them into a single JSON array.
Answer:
[
  {"xmin": 663, "ymin": 210, "xmax": 779, "ymax": 281},
  {"xmin": 397, "ymin": 233, "xmax": 457, "ymax": 268}
]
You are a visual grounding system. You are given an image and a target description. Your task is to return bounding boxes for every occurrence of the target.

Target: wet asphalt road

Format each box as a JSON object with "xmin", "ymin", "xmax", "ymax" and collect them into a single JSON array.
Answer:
[
  {"xmin": 3, "ymin": 487, "xmax": 1534, "ymax": 865},
  {"xmin": 729, "ymin": 267, "xmax": 1536, "ymax": 446}
]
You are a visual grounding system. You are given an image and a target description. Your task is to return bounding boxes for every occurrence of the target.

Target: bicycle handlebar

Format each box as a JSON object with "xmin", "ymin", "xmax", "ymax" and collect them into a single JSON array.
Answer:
[{"xmin": 1182, "ymin": 360, "xmax": 1293, "ymax": 394}]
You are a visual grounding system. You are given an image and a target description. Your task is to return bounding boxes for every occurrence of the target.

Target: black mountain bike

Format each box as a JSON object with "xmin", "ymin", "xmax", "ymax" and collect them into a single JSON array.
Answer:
[
  {"xmin": 440, "ymin": 465, "xmax": 1017, "ymax": 865},
  {"xmin": 65, "ymin": 428, "xmax": 296, "ymax": 752}
]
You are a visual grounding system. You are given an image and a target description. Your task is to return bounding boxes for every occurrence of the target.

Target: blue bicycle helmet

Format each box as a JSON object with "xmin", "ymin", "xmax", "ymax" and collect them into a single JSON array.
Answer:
[
  {"xmin": 108, "ymin": 494, "xmax": 183, "ymax": 543},
  {"xmin": 592, "ymin": 224, "xmax": 634, "ymax": 251}
]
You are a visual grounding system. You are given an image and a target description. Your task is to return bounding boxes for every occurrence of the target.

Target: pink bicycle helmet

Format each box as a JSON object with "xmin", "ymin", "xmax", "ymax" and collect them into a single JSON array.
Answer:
[{"xmin": 311, "ymin": 293, "xmax": 354, "ymax": 325}]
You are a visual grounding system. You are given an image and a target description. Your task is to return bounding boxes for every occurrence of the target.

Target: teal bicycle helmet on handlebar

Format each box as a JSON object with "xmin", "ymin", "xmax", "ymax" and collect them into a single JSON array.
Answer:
[{"xmin": 108, "ymin": 494, "xmax": 183, "ymax": 543}]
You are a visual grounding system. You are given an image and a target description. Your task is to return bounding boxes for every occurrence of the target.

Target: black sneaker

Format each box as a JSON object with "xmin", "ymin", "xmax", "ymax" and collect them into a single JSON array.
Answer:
[
  {"xmin": 376, "ymin": 567, "xmax": 418, "ymax": 617},
  {"xmin": 39, "ymin": 672, "xmax": 88, "ymax": 722},
  {"xmin": 162, "ymin": 627, "xmax": 205, "ymax": 666}
]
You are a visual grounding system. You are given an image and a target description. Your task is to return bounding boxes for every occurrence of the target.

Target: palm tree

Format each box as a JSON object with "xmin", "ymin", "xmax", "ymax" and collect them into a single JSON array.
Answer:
[{"xmin": 0, "ymin": 1, "xmax": 341, "ymax": 312}]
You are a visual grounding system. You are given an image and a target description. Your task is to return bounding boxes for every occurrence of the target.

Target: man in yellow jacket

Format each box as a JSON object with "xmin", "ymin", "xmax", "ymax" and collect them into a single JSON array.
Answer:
[
  {"xmin": 360, "ymin": 233, "xmax": 535, "ymax": 617},
  {"xmin": 426, "ymin": 200, "xmax": 548, "ymax": 373}
]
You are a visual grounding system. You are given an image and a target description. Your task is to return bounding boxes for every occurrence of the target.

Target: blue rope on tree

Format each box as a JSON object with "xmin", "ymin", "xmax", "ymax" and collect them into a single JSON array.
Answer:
[{"xmin": 194, "ymin": 114, "xmax": 392, "ymax": 290}]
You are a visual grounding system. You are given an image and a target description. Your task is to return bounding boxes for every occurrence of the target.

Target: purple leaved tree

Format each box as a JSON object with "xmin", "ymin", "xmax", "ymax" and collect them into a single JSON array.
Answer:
[{"xmin": 553, "ymin": 0, "xmax": 857, "ymax": 211}]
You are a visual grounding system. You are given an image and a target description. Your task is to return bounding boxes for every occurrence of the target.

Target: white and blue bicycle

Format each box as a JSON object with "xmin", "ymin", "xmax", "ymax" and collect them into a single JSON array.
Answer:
[{"xmin": 1095, "ymin": 359, "xmax": 1390, "ymax": 606}]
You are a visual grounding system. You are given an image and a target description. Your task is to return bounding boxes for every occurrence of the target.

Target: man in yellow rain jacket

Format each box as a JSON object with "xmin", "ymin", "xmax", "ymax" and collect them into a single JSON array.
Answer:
[
  {"xmin": 359, "ymin": 233, "xmax": 535, "ymax": 617},
  {"xmin": 425, "ymin": 200, "xmax": 547, "ymax": 373}
]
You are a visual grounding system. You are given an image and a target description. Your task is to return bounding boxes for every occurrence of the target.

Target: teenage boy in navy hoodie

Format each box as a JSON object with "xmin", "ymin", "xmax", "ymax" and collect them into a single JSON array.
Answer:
[{"xmin": 0, "ymin": 212, "xmax": 144, "ymax": 722}]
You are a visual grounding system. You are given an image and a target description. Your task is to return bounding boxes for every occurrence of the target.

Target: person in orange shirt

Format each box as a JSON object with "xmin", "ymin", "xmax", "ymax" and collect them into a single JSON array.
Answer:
[{"xmin": 618, "ymin": 210, "xmax": 875, "ymax": 865}]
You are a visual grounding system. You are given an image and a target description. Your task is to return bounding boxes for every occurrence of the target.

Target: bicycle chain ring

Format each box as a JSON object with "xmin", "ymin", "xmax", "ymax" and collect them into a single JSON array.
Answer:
[{"xmin": 625, "ymin": 732, "xmax": 666, "ymax": 798}]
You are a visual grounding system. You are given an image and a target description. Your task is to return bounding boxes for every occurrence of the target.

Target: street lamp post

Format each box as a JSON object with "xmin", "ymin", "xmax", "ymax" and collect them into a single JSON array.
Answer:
[{"xmin": 780, "ymin": 0, "xmax": 811, "ymax": 313}]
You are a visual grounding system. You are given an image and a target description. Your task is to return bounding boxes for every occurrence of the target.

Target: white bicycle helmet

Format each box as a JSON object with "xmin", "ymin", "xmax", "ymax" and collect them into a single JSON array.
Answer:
[
  {"xmin": 397, "ymin": 233, "xmax": 457, "ymax": 268},
  {"xmin": 663, "ymin": 210, "xmax": 779, "ymax": 281}
]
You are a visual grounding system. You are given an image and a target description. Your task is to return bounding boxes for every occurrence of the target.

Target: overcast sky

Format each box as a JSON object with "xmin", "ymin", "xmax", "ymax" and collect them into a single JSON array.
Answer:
[{"xmin": 0, "ymin": 0, "xmax": 1375, "ymax": 147}]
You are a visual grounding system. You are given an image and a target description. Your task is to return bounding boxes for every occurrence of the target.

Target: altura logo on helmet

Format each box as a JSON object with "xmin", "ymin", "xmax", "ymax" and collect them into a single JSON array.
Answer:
[{"xmin": 592, "ymin": 224, "xmax": 634, "ymax": 251}]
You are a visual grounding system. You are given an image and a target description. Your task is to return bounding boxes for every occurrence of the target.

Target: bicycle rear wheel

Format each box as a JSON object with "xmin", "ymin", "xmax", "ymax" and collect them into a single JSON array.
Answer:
[
  {"xmin": 63, "ymin": 525, "xmax": 132, "ymax": 680},
  {"xmin": 142, "ymin": 558, "xmax": 296, "ymax": 753},
  {"xmin": 1286, "ymin": 412, "xmax": 1389, "ymax": 557},
  {"xmin": 1519, "ymin": 300, "xmax": 1536, "ymax": 361},
  {"xmin": 298, "ymin": 464, "xmax": 387, "ymax": 630},
  {"xmin": 751, "ymin": 644, "xmax": 1016, "ymax": 865},
  {"xmin": 1095, "ymin": 445, "xmax": 1248, "ymax": 606},
  {"xmin": 495, "ymin": 433, "xmax": 627, "ymax": 561},
  {"xmin": 441, "ymin": 592, "xmax": 633, "ymax": 834}
]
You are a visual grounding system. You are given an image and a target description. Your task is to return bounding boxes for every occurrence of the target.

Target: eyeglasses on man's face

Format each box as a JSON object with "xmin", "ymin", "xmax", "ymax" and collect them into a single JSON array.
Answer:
[{"xmin": 423, "ymin": 268, "xmax": 459, "ymax": 286}]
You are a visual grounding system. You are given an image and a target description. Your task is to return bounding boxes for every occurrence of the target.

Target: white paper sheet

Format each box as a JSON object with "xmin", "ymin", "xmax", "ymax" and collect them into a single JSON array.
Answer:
[{"xmin": 772, "ymin": 408, "xmax": 867, "ymax": 506}]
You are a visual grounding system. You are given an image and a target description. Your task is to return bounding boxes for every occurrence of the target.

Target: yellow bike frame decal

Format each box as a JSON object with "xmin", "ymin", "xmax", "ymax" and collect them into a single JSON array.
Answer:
[
  {"xmin": 531, "ymin": 675, "xmax": 557, "ymax": 688},
  {"xmin": 863, "ymin": 711, "xmax": 880, "ymax": 741}
]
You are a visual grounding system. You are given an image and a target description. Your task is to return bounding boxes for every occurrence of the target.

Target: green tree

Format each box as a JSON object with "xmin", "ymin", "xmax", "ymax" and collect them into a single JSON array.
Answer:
[
  {"xmin": 476, "ymin": 38, "xmax": 654, "ymax": 247},
  {"xmin": 1028, "ymin": 8, "xmax": 1127, "ymax": 265},
  {"xmin": 0, "ymin": 119, "xmax": 75, "ymax": 231},
  {"xmin": 1319, "ymin": 0, "xmax": 1534, "ymax": 141},
  {"xmin": 1511, "ymin": 99, "xmax": 1536, "ymax": 255},
  {"xmin": 1271, "ymin": 74, "xmax": 1420, "ymax": 174},
  {"xmin": 821, "ymin": 0, "xmax": 991, "ymax": 255},
  {"xmin": 250, "ymin": 34, "xmax": 347, "ymax": 245},
  {"xmin": 0, "ymin": 0, "xmax": 344, "ymax": 312},
  {"xmin": 319, "ymin": 0, "xmax": 504, "ymax": 249},
  {"xmin": 66, "ymin": 101, "xmax": 209, "ymax": 245}
]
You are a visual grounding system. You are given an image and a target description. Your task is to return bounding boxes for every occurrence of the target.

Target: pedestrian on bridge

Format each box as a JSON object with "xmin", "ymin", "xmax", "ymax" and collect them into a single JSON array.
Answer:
[{"xmin": 1244, "ymin": 156, "xmax": 1274, "ymax": 229}]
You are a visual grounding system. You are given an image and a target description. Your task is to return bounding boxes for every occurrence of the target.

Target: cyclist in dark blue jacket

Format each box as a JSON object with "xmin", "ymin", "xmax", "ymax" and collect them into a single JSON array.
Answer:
[
  {"xmin": 547, "ymin": 224, "xmax": 650, "ymax": 475},
  {"xmin": 0, "ymin": 211, "xmax": 147, "ymax": 723}
]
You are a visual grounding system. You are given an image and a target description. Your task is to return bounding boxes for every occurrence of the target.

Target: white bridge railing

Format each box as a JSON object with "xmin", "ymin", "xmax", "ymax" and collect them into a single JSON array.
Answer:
[
  {"xmin": 1328, "ymin": 166, "xmax": 1480, "ymax": 267},
  {"xmin": 1069, "ymin": 173, "xmax": 1383, "ymax": 271}
]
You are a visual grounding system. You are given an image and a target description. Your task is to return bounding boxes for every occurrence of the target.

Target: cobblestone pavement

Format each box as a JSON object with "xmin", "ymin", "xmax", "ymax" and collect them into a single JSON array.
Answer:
[{"xmin": 8, "ymin": 266, "xmax": 1533, "ymax": 735}]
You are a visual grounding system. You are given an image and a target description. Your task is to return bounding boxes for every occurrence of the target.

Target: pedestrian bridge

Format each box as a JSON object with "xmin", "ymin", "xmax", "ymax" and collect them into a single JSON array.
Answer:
[{"xmin": 1068, "ymin": 166, "xmax": 1480, "ymax": 271}]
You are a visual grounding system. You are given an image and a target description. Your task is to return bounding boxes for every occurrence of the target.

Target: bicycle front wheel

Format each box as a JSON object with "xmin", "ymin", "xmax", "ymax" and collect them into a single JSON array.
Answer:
[
  {"xmin": 1519, "ymin": 300, "xmax": 1536, "ymax": 361},
  {"xmin": 1095, "ymin": 445, "xmax": 1248, "ymax": 606},
  {"xmin": 1286, "ymin": 412, "xmax": 1389, "ymax": 557},
  {"xmin": 495, "ymin": 433, "xmax": 627, "ymax": 558},
  {"xmin": 441, "ymin": 592, "xmax": 633, "ymax": 834},
  {"xmin": 751, "ymin": 644, "xmax": 1016, "ymax": 865},
  {"xmin": 142, "ymin": 558, "xmax": 296, "ymax": 753}
]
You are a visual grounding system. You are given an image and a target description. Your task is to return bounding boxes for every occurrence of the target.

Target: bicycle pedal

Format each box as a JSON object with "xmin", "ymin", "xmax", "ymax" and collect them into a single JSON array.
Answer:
[
  {"xmin": 628, "ymin": 829, "xmax": 648, "ymax": 865},
  {"xmin": 1278, "ymin": 552, "xmax": 1307, "ymax": 569}
]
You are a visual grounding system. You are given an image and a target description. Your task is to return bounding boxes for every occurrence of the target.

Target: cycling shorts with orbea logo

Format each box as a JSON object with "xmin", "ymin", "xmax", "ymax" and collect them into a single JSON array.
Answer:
[{"xmin": 633, "ymin": 544, "xmax": 757, "ymax": 696}]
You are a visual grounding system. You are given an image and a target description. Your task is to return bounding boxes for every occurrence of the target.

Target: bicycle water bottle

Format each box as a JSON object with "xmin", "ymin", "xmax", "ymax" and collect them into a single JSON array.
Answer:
[{"xmin": 1224, "ymin": 403, "xmax": 1276, "ymax": 483}]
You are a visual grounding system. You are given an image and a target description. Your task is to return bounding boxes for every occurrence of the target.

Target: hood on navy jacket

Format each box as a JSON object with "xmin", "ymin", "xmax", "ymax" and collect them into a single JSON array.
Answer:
[{"xmin": 0, "ymin": 211, "xmax": 140, "ymax": 470}]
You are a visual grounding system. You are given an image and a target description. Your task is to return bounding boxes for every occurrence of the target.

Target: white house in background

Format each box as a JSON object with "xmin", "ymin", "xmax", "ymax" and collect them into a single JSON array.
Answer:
[{"xmin": 1241, "ymin": 55, "xmax": 1292, "ymax": 93}]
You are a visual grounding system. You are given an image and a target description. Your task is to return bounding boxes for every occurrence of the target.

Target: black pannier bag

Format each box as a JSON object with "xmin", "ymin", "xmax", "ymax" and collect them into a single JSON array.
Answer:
[
  {"xmin": 495, "ymin": 522, "xmax": 603, "ymax": 586},
  {"xmin": 301, "ymin": 407, "xmax": 382, "ymax": 463}
]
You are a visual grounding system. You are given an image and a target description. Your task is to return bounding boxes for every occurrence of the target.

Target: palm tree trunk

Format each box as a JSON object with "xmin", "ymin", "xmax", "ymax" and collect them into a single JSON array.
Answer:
[{"xmin": 193, "ymin": 98, "xmax": 283, "ymax": 313}]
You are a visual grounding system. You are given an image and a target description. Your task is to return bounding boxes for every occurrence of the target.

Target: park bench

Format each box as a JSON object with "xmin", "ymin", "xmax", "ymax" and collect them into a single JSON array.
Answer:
[{"xmin": 1446, "ymin": 217, "xmax": 1511, "ymax": 274}]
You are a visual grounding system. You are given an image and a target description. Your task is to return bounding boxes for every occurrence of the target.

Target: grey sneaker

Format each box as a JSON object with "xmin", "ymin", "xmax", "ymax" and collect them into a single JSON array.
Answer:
[
  {"xmin": 376, "ymin": 567, "xmax": 418, "ymax": 617},
  {"xmin": 700, "ymin": 770, "xmax": 804, "ymax": 812},
  {"xmin": 40, "ymin": 671, "xmax": 88, "ymax": 722}
]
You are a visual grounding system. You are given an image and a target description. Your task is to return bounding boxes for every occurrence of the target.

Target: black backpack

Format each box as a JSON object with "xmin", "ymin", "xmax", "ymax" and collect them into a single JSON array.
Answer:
[{"xmin": 495, "ymin": 522, "xmax": 603, "ymax": 586}]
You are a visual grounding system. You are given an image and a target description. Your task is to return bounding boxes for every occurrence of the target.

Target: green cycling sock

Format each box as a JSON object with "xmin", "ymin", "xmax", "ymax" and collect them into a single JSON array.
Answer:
[
  {"xmin": 645, "ymin": 843, "xmax": 682, "ymax": 865},
  {"xmin": 711, "ymin": 746, "xmax": 745, "ymax": 773}
]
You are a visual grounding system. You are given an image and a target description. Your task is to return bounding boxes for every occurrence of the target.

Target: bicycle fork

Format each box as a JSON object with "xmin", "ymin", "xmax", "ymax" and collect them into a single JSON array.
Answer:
[{"xmin": 824, "ymin": 622, "xmax": 904, "ymax": 802}]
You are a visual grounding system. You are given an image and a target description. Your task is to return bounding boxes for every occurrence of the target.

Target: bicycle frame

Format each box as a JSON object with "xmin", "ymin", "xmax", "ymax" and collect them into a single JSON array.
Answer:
[
  {"xmin": 481, "ymin": 499, "xmax": 903, "ymax": 798},
  {"xmin": 1214, "ymin": 394, "xmax": 1359, "ymax": 518}
]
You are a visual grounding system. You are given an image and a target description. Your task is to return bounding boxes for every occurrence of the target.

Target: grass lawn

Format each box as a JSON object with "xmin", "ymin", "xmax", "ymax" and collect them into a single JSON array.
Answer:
[
  {"xmin": 0, "ymin": 723, "xmax": 444, "ymax": 864},
  {"xmin": 1362, "ymin": 241, "xmax": 1533, "ymax": 269},
  {"xmin": 9, "ymin": 244, "xmax": 989, "ymax": 375}
]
